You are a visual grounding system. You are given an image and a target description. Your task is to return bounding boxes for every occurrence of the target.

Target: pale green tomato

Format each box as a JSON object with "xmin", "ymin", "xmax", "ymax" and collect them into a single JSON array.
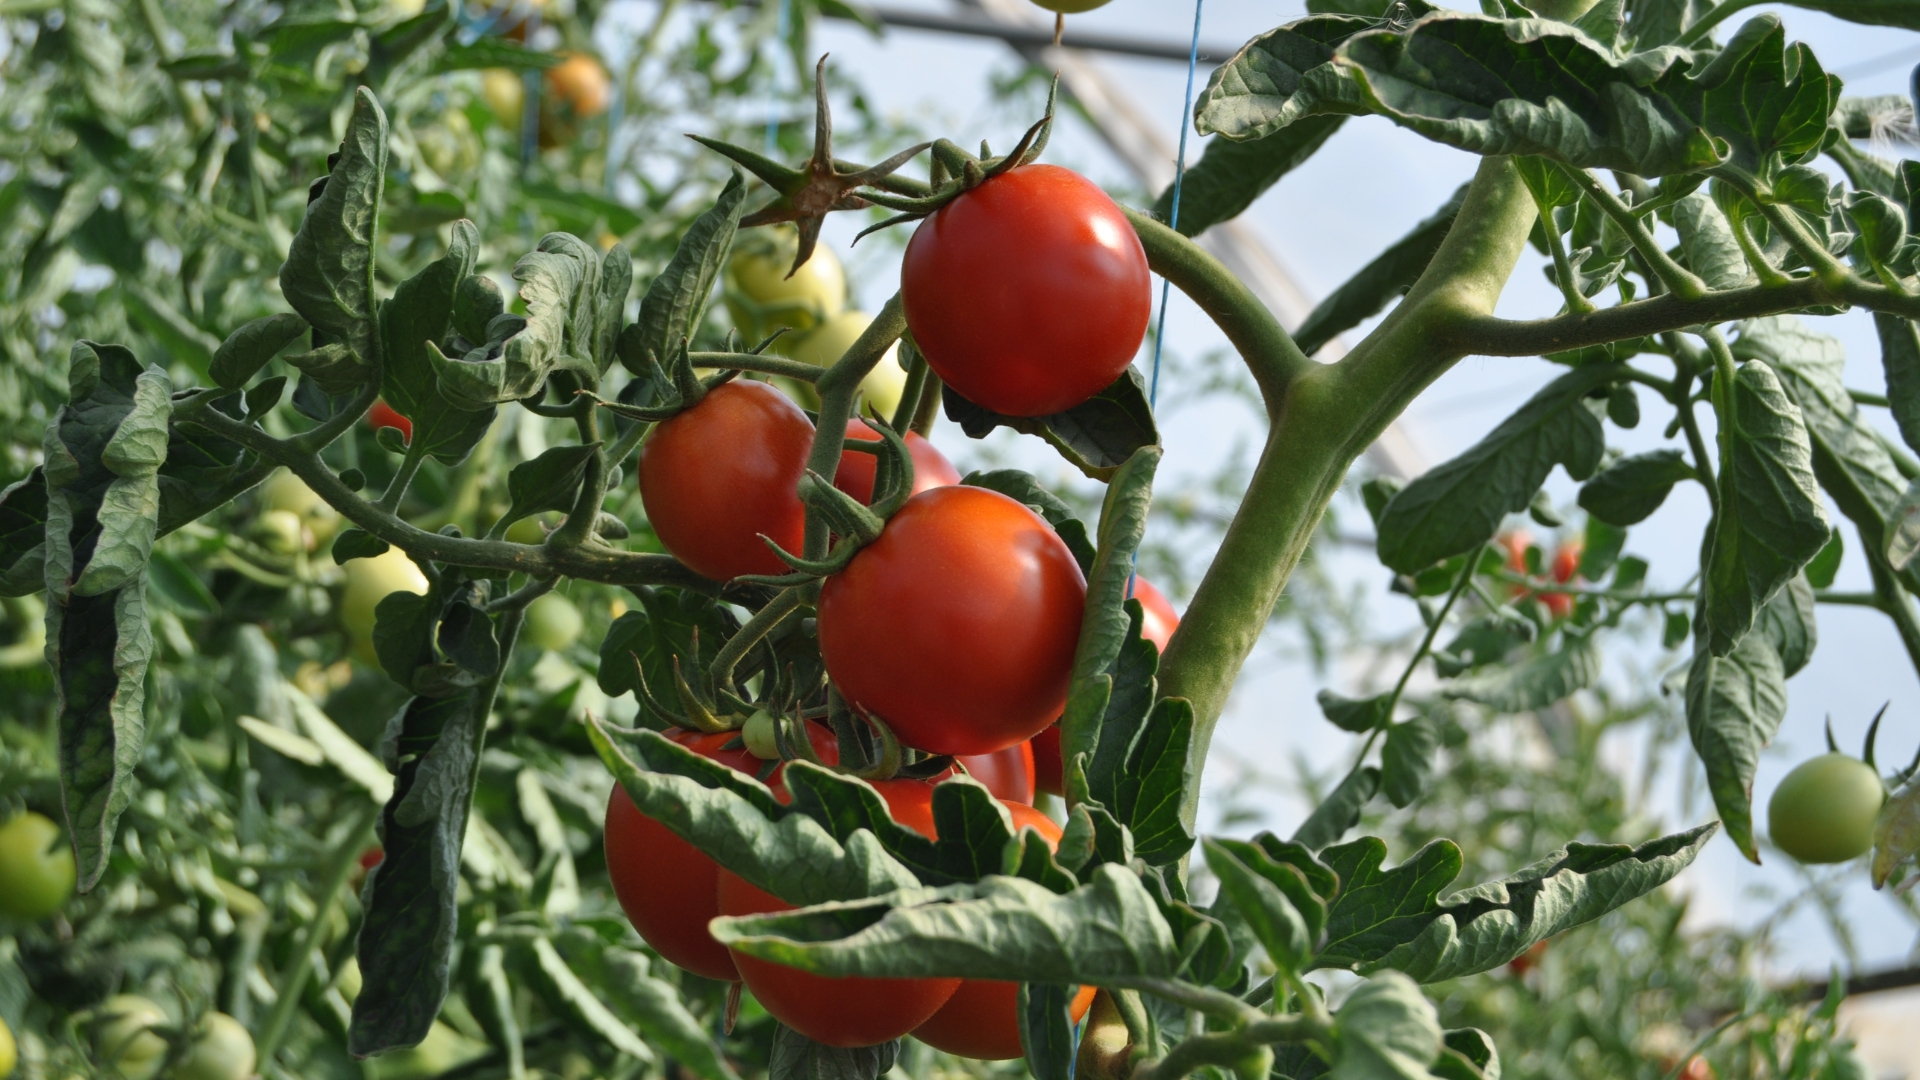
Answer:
[
  {"xmin": 1767, "ymin": 753, "xmax": 1884, "ymax": 864},
  {"xmin": 726, "ymin": 235, "xmax": 846, "ymax": 339},
  {"xmin": 336, "ymin": 956, "xmax": 363, "ymax": 1003},
  {"xmin": 94, "ymin": 996, "xmax": 168, "ymax": 1080},
  {"xmin": 173, "ymin": 1013, "xmax": 255, "ymax": 1080},
  {"xmin": 0, "ymin": 811, "xmax": 76, "ymax": 920},
  {"xmin": 0, "ymin": 1013, "xmax": 16, "ymax": 1079},
  {"xmin": 254, "ymin": 509, "xmax": 307, "ymax": 555},
  {"xmin": 503, "ymin": 515, "xmax": 548, "ymax": 546},
  {"xmin": 741, "ymin": 710, "xmax": 780, "ymax": 760},
  {"xmin": 1029, "ymin": 0, "xmax": 1112, "ymax": 11},
  {"xmin": 788, "ymin": 312, "xmax": 910, "ymax": 418},
  {"xmin": 522, "ymin": 593, "xmax": 583, "ymax": 653},
  {"xmin": 262, "ymin": 470, "xmax": 339, "ymax": 543},
  {"xmin": 365, "ymin": 1021, "xmax": 486, "ymax": 1080},
  {"xmin": 480, "ymin": 68, "xmax": 524, "ymax": 131},
  {"xmin": 340, "ymin": 548, "xmax": 430, "ymax": 654}
]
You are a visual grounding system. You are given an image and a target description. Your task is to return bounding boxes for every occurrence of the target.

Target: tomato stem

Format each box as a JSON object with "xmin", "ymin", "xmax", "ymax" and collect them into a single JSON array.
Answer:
[
  {"xmin": 802, "ymin": 294, "xmax": 908, "ymax": 560},
  {"xmin": 254, "ymin": 799, "xmax": 380, "ymax": 1067}
]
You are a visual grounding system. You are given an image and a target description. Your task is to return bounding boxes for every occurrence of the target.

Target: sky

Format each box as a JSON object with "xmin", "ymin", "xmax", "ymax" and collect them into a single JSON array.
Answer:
[{"xmin": 602, "ymin": 0, "xmax": 1920, "ymax": 981}]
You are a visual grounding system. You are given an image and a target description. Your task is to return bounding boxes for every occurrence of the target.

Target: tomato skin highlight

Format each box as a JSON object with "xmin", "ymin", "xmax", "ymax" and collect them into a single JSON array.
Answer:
[
  {"xmin": 911, "ymin": 804, "xmax": 1094, "ymax": 1059},
  {"xmin": 833, "ymin": 421, "xmax": 961, "ymax": 506},
  {"xmin": 1766, "ymin": 752, "xmax": 1885, "ymax": 864},
  {"xmin": 719, "ymin": 780, "xmax": 958, "ymax": 1047},
  {"xmin": 604, "ymin": 725, "xmax": 836, "ymax": 981},
  {"xmin": 639, "ymin": 381, "xmax": 813, "ymax": 581},
  {"xmin": 819, "ymin": 486, "xmax": 1086, "ymax": 756},
  {"xmin": 902, "ymin": 164, "xmax": 1151, "ymax": 417}
]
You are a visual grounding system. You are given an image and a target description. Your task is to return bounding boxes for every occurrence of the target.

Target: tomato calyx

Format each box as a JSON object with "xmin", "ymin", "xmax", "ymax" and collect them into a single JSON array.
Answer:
[
  {"xmin": 751, "ymin": 417, "xmax": 919, "ymax": 584},
  {"xmin": 693, "ymin": 58, "xmax": 933, "ymax": 276}
]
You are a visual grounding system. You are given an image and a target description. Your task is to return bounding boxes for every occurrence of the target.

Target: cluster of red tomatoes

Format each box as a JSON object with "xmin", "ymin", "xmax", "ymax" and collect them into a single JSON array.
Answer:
[
  {"xmin": 601, "ymin": 164, "xmax": 1167, "ymax": 1052},
  {"xmin": 1500, "ymin": 531, "xmax": 1582, "ymax": 619}
]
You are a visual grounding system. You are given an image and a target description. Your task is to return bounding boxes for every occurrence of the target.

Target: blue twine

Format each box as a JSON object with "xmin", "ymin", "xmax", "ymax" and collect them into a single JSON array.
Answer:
[
  {"xmin": 1129, "ymin": 0, "xmax": 1205, "ymax": 606},
  {"xmin": 765, "ymin": 0, "xmax": 792, "ymax": 155}
]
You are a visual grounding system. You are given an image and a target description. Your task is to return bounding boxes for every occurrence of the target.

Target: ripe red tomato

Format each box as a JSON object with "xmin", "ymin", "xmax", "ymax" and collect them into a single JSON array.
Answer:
[
  {"xmin": 639, "ymin": 381, "xmax": 813, "ymax": 581},
  {"xmin": 1507, "ymin": 939, "xmax": 1548, "ymax": 977},
  {"xmin": 605, "ymin": 725, "xmax": 836, "ymax": 981},
  {"xmin": 955, "ymin": 741, "xmax": 1036, "ymax": 805},
  {"xmin": 718, "ymin": 779, "xmax": 959, "ymax": 1046},
  {"xmin": 1032, "ymin": 576, "xmax": 1178, "ymax": 795},
  {"xmin": 901, "ymin": 164, "xmax": 1151, "ymax": 417},
  {"xmin": 912, "ymin": 804, "xmax": 1096, "ymax": 1059},
  {"xmin": 832, "ymin": 421, "xmax": 962, "ymax": 506},
  {"xmin": 367, "ymin": 399, "xmax": 412, "ymax": 441},
  {"xmin": 819, "ymin": 486, "xmax": 1086, "ymax": 756}
]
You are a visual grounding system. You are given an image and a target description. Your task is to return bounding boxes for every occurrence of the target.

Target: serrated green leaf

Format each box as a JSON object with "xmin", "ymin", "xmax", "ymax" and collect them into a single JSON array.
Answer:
[
  {"xmin": 597, "ymin": 948, "xmax": 740, "ymax": 1080},
  {"xmin": 621, "ymin": 173, "xmax": 747, "ymax": 375},
  {"xmin": 1318, "ymin": 689, "xmax": 1390, "ymax": 733},
  {"xmin": 1756, "ymin": 573, "xmax": 1816, "ymax": 677},
  {"xmin": 1684, "ymin": 626, "xmax": 1785, "ymax": 863},
  {"xmin": 45, "ymin": 584, "xmax": 151, "ymax": 892},
  {"xmin": 1578, "ymin": 448, "xmax": 1693, "ymax": 526},
  {"xmin": 283, "ymin": 88, "xmax": 386, "ymax": 380},
  {"xmin": 1316, "ymin": 838, "xmax": 1461, "ymax": 973},
  {"xmin": 211, "ymin": 312, "xmax": 308, "ymax": 389},
  {"xmin": 1673, "ymin": 190, "xmax": 1751, "ymax": 291},
  {"xmin": 944, "ymin": 368, "xmax": 1160, "ymax": 481},
  {"xmin": 1203, "ymin": 838, "xmax": 1312, "ymax": 973},
  {"xmin": 1702, "ymin": 356, "xmax": 1831, "ymax": 655},
  {"xmin": 769, "ymin": 1024, "xmax": 897, "ymax": 1080},
  {"xmin": 1381, "ymin": 717, "xmax": 1441, "ymax": 809},
  {"xmin": 527, "ymin": 938, "xmax": 654, "ymax": 1063},
  {"xmin": 432, "ymin": 233, "xmax": 602, "ymax": 409},
  {"xmin": 1295, "ymin": 185, "xmax": 1467, "ymax": 357},
  {"xmin": 1151, "ymin": 116, "xmax": 1347, "ymax": 237},
  {"xmin": 505, "ymin": 442, "xmax": 600, "ymax": 524},
  {"xmin": 1377, "ymin": 365, "xmax": 1612, "ymax": 573},
  {"xmin": 1294, "ymin": 767, "xmax": 1381, "ymax": 851},
  {"xmin": 1442, "ymin": 638, "xmax": 1599, "ymax": 713},
  {"xmin": 710, "ymin": 865, "xmax": 1181, "ymax": 985},
  {"xmin": 1329, "ymin": 972, "xmax": 1443, "ymax": 1080},
  {"xmin": 1433, "ymin": 610, "xmax": 1534, "ymax": 677},
  {"xmin": 1195, "ymin": 12, "xmax": 1430, "ymax": 141},
  {"xmin": 381, "ymin": 220, "xmax": 497, "ymax": 465}
]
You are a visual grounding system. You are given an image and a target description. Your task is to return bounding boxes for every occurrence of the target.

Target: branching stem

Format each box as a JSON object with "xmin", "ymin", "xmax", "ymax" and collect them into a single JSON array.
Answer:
[{"xmin": 1558, "ymin": 165, "xmax": 1706, "ymax": 300}]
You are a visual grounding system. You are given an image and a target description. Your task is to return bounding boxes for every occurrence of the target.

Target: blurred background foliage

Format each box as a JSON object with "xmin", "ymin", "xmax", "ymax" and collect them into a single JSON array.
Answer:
[{"xmin": 0, "ymin": 0, "xmax": 1888, "ymax": 1078}]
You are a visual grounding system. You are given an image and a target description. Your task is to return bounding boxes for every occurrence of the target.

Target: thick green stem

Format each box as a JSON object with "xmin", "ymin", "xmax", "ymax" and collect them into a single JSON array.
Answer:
[
  {"xmin": 1866, "ymin": 551, "xmax": 1920, "ymax": 676},
  {"xmin": 1535, "ymin": 202, "xmax": 1597, "ymax": 315},
  {"xmin": 1753, "ymin": 201, "xmax": 1849, "ymax": 290},
  {"xmin": 376, "ymin": 442, "xmax": 428, "ymax": 514},
  {"xmin": 254, "ymin": 801, "xmax": 380, "ymax": 1068},
  {"xmin": 1558, "ymin": 165, "xmax": 1706, "ymax": 300},
  {"xmin": 1156, "ymin": 157, "xmax": 1537, "ymax": 827},
  {"xmin": 1676, "ymin": 0, "xmax": 1766, "ymax": 48},
  {"xmin": 707, "ymin": 586, "xmax": 807, "ymax": 691},
  {"xmin": 552, "ymin": 391, "xmax": 607, "ymax": 548},
  {"xmin": 689, "ymin": 351, "xmax": 828, "ymax": 382}
]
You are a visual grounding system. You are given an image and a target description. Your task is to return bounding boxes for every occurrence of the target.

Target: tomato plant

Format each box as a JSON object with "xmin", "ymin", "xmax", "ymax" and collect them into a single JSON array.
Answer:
[
  {"xmin": 818, "ymin": 485, "xmax": 1086, "ymax": 756},
  {"xmin": 638, "ymin": 380, "xmax": 813, "ymax": 581},
  {"xmin": 901, "ymin": 164, "xmax": 1152, "ymax": 416}
]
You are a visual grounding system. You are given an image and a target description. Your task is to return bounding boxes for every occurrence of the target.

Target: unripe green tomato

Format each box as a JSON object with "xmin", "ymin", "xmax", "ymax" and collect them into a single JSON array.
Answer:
[
  {"xmin": 254, "ymin": 509, "xmax": 307, "ymax": 555},
  {"xmin": 522, "ymin": 593, "xmax": 583, "ymax": 652},
  {"xmin": 336, "ymin": 956, "xmax": 362, "ymax": 1003},
  {"xmin": 503, "ymin": 516, "xmax": 548, "ymax": 546},
  {"xmin": 1767, "ymin": 752, "xmax": 1884, "ymax": 864},
  {"xmin": 0, "ymin": 1013, "xmax": 15, "ymax": 1080},
  {"xmin": 365, "ymin": 1021, "xmax": 483, "ymax": 1080},
  {"xmin": 0, "ymin": 811, "xmax": 76, "ymax": 920},
  {"xmin": 340, "ymin": 549, "xmax": 430, "ymax": 651},
  {"xmin": 788, "ymin": 312, "xmax": 910, "ymax": 418},
  {"xmin": 741, "ymin": 710, "xmax": 780, "ymax": 760},
  {"xmin": 1231, "ymin": 1045, "xmax": 1274, "ymax": 1080},
  {"xmin": 173, "ymin": 1013, "xmax": 255, "ymax": 1080},
  {"xmin": 94, "ymin": 996, "xmax": 168, "ymax": 1080},
  {"xmin": 1029, "ymin": 0, "xmax": 1112, "ymax": 11},
  {"xmin": 726, "ymin": 238, "xmax": 846, "ymax": 339},
  {"xmin": 262, "ymin": 470, "xmax": 339, "ymax": 544}
]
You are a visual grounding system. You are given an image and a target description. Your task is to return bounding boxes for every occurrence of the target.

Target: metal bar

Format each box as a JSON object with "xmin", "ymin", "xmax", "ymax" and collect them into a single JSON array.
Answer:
[{"xmin": 757, "ymin": 0, "xmax": 1240, "ymax": 63}]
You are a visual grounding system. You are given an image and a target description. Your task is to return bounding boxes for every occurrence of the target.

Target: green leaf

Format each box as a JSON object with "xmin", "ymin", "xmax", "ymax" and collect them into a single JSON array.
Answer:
[
  {"xmin": 374, "ymin": 589, "xmax": 439, "ymax": 690},
  {"xmin": 146, "ymin": 549, "xmax": 216, "ymax": 617},
  {"xmin": 1580, "ymin": 516, "xmax": 1627, "ymax": 580},
  {"xmin": 210, "ymin": 312, "xmax": 308, "ymax": 389},
  {"xmin": 711, "ymin": 865, "xmax": 1182, "ymax": 985},
  {"xmin": 769, "ymin": 1025, "xmax": 896, "ymax": 1080},
  {"xmin": 944, "ymin": 368, "xmax": 1161, "ymax": 482},
  {"xmin": 432, "ymin": 233, "xmax": 604, "ymax": 409},
  {"xmin": 1326, "ymin": 826, "xmax": 1714, "ymax": 980},
  {"xmin": 1770, "ymin": 0, "xmax": 1920, "ymax": 30},
  {"xmin": 1293, "ymin": 766, "xmax": 1381, "ymax": 851},
  {"xmin": 1434, "ymin": 1029, "xmax": 1500, "ymax": 1080},
  {"xmin": 621, "ymin": 173, "xmax": 747, "ymax": 375},
  {"xmin": 1377, "ymin": 365, "xmax": 1614, "ymax": 573},
  {"xmin": 1685, "ymin": 573, "xmax": 1815, "ymax": 859},
  {"xmin": 1578, "ymin": 449, "xmax": 1693, "ymax": 526},
  {"xmin": 380, "ymin": 220, "xmax": 497, "ymax": 465},
  {"xmin": 1805, "ymin": 529, "xmax": 1843, "ymax": 589},
  {"xmin": 1673, "ymin": 190, "xmax": 1751, "ymax": 292},
  {"xmin": 588, "ymin": 722, "xmax": 921, "ymax": 905},
  {"xmin": 960, "ymin": 469, "xmax": 1096, "ymax": 574},
  {"xmin": 1019, "ymin": 984, "xmax": 1079, "ymax": 1080},
  {"xmin": 596, "ymin": 590, "xmax": 739, "ymax": 708},
  {"xmin": 1381, "ymin": 716, "xmax": 1441, "ymax": 809},
  {"xmin": 1317, "ymin": 690, "xmax": 1390, "ymax": 733},
  {"xmin": 526, "ymin": 938, "xmax": 654, "ymax": 1064},
  {"xmin": 453, "ymin": 273, "xmax": 506, "ymax": 344},
  {"xmin": 504, "ymin": 443, "xmax": 600, "ymax": 524},
  {"xmin": 1339, "ymin": 14, "xmax": 1836, "ymax": 181},
  {"xmin": 1329, "ymin": 972, "xmax": 1443, "ymax": 1080},
  {"xmin": 331, "ymin": 528, "xmax": 391, "ymax": 565},
  {"xmin": 1701, "ymin": 356, "xmax": 1831, "ymax": 656},
  {"xmin": 1203, "ymin": 838, "xmax": 1312, "ymax": 972},
  {"xmin": 1629, "ymin": 0, "xmax": 1710, "ymax": 47},
  {"xmin": 1433, "ymin": 609, "xmax": 1534, "ymax": 677},
  {"xmin": 596, "ymin": 948, "xmax": 741, "ymax": 1080},
  {"xmin": 1150, "ymin": 116, "xmax": 1347, "ymax": 237},
  {"xmin": 1873, "ymin": 314, "xmax": 1920, "ymax": 455},
  {"xmin": 352, "ymin": 685, "xmax": 491, "ymax": 1055},
  {"xmin": 1442, "ymin": 638, "xmax": 1599, "ymax": 713},
  {"xmin": 283, "ymin": 88, "xmax": 387, "ymax": 382},
  {"xmin": 436, "ymin": 38, "xmax": 563, "ymax": 71},
  {"xmin": 1294, "ymin": 184, "xmax": 1468, "ymax": 357},
  {"xmin": 1847, "ymin": 192, "xmax": 1907, "ymax": 268},
  {"xmin": 0, "ymin": 469, "xmax": 48, "ymax": 597},
  {"xmin": 1195, "ymin": 12, "xmax": 1429, "ymax": 141}
]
